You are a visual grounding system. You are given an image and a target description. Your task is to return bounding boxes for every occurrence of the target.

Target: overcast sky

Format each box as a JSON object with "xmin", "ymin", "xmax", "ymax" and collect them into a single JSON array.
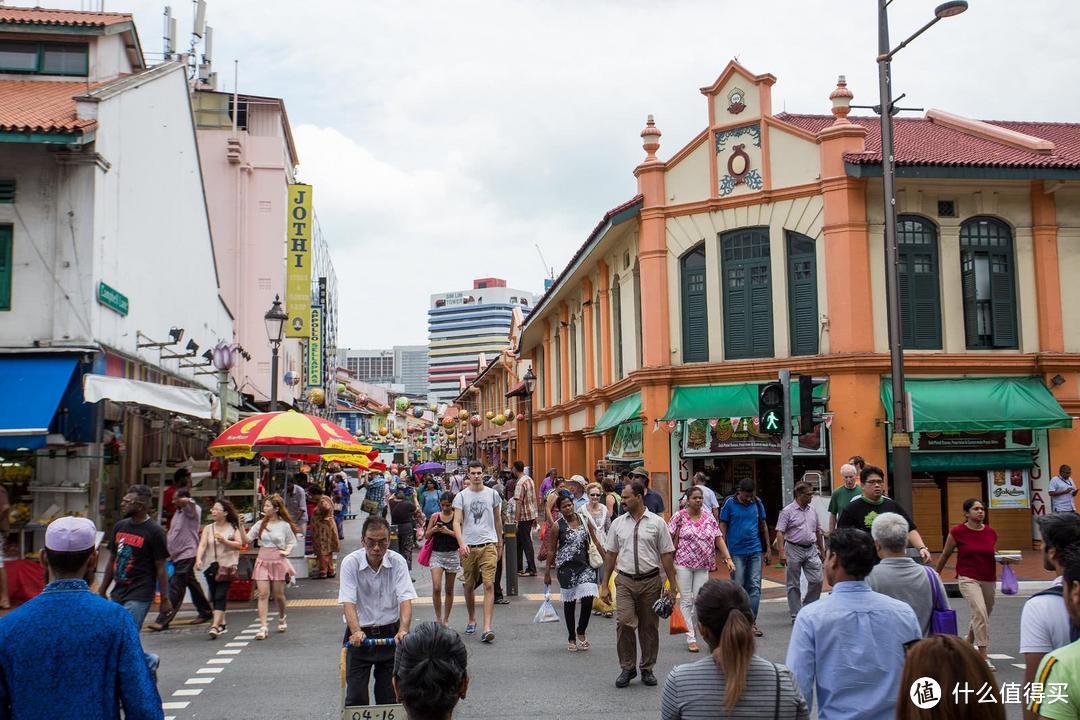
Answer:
[{"xmin": 78, "ymin": 1, "xmax": 1080, "ymax": 346}]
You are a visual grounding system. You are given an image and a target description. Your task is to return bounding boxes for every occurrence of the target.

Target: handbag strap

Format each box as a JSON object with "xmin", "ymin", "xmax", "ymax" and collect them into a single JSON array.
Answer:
[
  {"xmin": 772, "ymin": 661, "xmax": 780, "ymax": 720},
  {"xmin": 924, "ymin": 565, "xmax": 944, "ymax": 611}
]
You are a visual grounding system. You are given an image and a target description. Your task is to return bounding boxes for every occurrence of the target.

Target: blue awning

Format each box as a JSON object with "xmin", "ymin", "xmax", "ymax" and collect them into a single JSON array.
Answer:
[{"xmin": 0, "ymin": 356, "xmax": 79, "ymax": 449}]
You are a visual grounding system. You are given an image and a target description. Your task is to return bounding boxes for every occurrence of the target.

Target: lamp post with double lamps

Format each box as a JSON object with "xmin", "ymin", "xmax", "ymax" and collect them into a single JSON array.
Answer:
[
  {"xmin": 523, "ymin": 367, "xmax": 536, "ymax": 479},
  {"xmin": 264, "ymin": 295, "xmax": 288, "ymax": 412},
  {"xmin": 876, "ymin": 0, "xmax": 967, "ymax": 513}
]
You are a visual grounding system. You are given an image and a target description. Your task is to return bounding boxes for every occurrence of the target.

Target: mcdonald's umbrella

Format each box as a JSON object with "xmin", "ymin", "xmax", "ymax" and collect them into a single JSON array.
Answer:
[{"xmin": 209, "ymin": 410, "xmax": 378, "ymax": 467}]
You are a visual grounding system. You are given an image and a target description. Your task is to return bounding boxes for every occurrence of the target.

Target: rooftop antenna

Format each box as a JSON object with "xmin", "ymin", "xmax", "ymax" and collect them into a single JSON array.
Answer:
[
  {"xmin": 192, "ymin": 0, "xmax": 206, "ymax": 37},
  {"xmin": 163, "ymin": 6, "xmax": 177, "ymax": 61}
]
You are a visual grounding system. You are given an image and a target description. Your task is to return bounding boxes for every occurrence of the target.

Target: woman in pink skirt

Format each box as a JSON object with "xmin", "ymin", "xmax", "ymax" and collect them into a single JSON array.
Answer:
[{"xmin": 246, "ymin": 494, "xmax": 299, "ymax": 640}]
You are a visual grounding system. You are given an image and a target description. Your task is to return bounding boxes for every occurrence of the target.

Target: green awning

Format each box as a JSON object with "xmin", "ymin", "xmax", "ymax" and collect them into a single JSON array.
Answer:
[
  {"xmin": 912, "ymin": 450, "xmax": 1034, "ymax": 473},
  {"xmin": 592, "ymin": 392, "xmax": 642, "ymax": 434},
  {"xmin": 661, "ymin": 381, "xmax": 827, "ymax": 422},
  {"xmin": 881, "ymin": 377, "xmax": 1072, "ymax": 432}
]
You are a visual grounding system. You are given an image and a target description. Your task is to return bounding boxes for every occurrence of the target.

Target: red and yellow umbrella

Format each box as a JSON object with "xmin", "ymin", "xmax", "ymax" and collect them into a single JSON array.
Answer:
[{"xmin": 209, "ymin": 411, "xmax": 377, "ymax": 468}]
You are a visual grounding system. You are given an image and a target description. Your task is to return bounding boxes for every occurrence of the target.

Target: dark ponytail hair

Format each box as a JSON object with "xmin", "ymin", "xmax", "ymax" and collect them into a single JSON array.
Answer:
[
  {"xmin": 694, "ymin": 580, "xmax": 756, "ymax": 711},
  {"xmin": 393, "ymin": 622, "xmax": 467, "ymax": 720}
]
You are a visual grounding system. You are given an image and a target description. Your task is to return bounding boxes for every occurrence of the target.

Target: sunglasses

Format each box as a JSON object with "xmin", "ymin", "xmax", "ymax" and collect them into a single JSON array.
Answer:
[{"xmin": 588, "ymin": 493, "xmax": 601, "ymax": 497}]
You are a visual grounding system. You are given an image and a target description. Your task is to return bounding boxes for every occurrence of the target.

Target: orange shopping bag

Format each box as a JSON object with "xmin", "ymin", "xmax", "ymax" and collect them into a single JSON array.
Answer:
[{"xmin": 669, "ymin": 605, "xmax": 689, "ymax": 635}]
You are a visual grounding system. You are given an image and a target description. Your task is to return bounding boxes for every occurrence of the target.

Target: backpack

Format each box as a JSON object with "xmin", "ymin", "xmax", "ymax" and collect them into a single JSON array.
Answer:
[
  {"xmin": 1031, "ymin": 584, "xmax": 1080, "ymax": 643},
  {"xmin": 720, "ymin": 495, "xmax": 768, "ymax": 553}
]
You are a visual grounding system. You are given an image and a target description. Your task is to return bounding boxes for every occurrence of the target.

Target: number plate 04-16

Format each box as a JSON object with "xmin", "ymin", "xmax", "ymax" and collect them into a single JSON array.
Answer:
[{"xmin": 343, "ymin": 705, "xmax": 408, "ymax": 720}]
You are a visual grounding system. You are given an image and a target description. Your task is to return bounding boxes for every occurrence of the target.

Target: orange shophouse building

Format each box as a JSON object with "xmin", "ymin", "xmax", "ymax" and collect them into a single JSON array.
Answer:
[{"xmin": 516, "ymin": 61, "xmax": 1080, "ymax": 550}]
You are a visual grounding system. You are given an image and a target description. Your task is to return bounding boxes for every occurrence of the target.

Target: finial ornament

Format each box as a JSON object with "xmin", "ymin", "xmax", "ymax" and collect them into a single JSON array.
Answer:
[
  {"xmin": 829, "ymin": 75, "xmax": 854, "ymax": 123},
  {"xmin": 641, "ymin": 114, "xmax": 662, "ymax": 160}
]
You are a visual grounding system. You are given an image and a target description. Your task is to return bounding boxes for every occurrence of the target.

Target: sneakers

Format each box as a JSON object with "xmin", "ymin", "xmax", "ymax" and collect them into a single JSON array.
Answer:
[
  {"xmin": 465, "ymin": 622, "xmax": 477, "ymax": 634},
  {"xmin": 481, "ymin": 630, "xmax": 496, "ymax": 643}
]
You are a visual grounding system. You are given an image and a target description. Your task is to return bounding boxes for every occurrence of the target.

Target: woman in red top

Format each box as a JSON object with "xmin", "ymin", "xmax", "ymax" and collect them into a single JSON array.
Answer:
[{"xmin": 934, "ymin": 498, "xmax": 999, "ymax": 669}]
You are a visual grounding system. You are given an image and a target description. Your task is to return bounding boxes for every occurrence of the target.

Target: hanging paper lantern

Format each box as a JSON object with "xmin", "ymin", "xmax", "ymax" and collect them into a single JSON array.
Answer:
[
  {"xmin": 428, "ymin": 402, "xmax": 438, "ymax": 413},
  {"xmin": 395, "ymin": 397, "xmax": 410, "ymax": 412},
  {"xmin": 516, "ymin": 413, "xmax": 525, "ymax": 422},
  {"xmin": 412, "ymin": 407, "xmax": 424, "ymax": 418},
  {"xmin": 485, "ymin": 410, "xmax": 494, "ymax": 420},
  {"xmin": 336, "ymin": 383, "xmax": 346, "ymax": 394},
  {"xmin": 504, "ymin": 408, "xmax": 513, "ymax": 419},
  {"xmin": 378, "ymin": 426, "xmax": 389, "ymax": 436},
  {"xmin": 470, "ymin": 415, "xmax": 482, "ymax": 427},
  {"xmin": 492, "ymin": 414, "xmax": 507, "ymax": 426},
  {"xmin": 392, "ymin": 428, "xmax": 403, "ymax": 439},
  {"xmin": 307, "ymin": 388, "xmax": 325, "ymax": 407},
  {"xmin": 442, "ymin": 417, "xmax": 455, "ymax": 429},
  {"xmin": 358, "ymin": 393, "xmax": 368, "ymax": 404},
  {"xmin": 458, "ymin": 410, "xmax": 470, "ymax": 421}
]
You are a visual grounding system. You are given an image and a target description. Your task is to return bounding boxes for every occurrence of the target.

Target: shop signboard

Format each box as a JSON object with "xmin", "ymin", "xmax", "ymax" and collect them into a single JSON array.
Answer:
[
  {"xmin": 917, "ymin": 431, "xmax": 1007, "ymax": 451},
  {"xmin": 285, "ymin": 184, "xmax": 312, "ymax": 338},
  {"xmin": 307, "ymin": 305, "xmax": 322, "ymax": 388},
  {"xmin": 681, "ymin": 418, "xmax": 825, "ymax": 457},
  {"xmin": 987, "ymin": 468, "xmax": 1030, "ymax": 509},
  {"xmin": 607, "ymin": 422, "xmax": 643, "ymax": 461}
]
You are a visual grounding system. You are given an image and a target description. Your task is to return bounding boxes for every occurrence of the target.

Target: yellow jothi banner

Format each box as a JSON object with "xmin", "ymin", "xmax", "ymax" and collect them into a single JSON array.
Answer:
[{"xmin": 285, "ymin": 184, "xmax": 312, "ymax": 338}]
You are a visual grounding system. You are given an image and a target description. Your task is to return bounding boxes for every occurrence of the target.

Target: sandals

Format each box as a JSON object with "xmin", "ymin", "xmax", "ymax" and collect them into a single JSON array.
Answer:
[
  {"xmin": 576, "ymin": 635, "xmax": 591, "ymax": 651},
  {"xmin": 567, "ymin": 641, "xmax": 578, "ymax": 652},
  {"xmin": 687, "ymin": 641, "xmax": 700, "ymax": 653},
  {"xmin": 255, "ymin": 626, "xmax": 269, "ymax": 641},
  {"xmin": 277, "ymin": 616, "xmax": 288, "ymax": 633},
  {"xmin": 208, "ymin": 626, "xmax": 221, "ymax": 640}
]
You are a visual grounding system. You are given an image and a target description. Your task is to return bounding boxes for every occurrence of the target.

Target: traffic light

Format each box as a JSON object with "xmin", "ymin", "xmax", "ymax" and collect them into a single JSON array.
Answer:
[
  {"xmin": 758, "ymin": 382, "xmax": 784, "ymax": 436},
  {"xmin": 797, "ymin": 375, "xmax": 826, "ymax": 435}
]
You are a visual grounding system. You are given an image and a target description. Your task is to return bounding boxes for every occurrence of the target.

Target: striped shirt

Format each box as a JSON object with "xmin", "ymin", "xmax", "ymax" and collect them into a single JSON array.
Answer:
[
  {"xmin": 661, "ymin": 655, "xmax": 809, "ymax": 720},
  {"xmin": 514, "ymin": 475, "xmax": 538, "ymax": 522}
]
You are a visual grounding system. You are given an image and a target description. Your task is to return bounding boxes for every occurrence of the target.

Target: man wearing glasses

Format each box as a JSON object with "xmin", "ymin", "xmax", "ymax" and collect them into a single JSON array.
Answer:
[
  {"xmin": 775, "ymin": 481, "xmax": 825, "ymax": 621},
  {"xmin": 836, "ymin": 465, "xmax": 932, "ymax": 563},
  {"xmin": 339, "ymin": 515, "xmax": 417, "ymax": 706}
]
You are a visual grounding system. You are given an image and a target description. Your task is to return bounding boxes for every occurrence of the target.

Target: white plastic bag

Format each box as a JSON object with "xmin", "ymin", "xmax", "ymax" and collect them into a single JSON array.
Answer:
[{"xmin": 533, "ymin": 584, "xmax": 560, "ymax": 623}]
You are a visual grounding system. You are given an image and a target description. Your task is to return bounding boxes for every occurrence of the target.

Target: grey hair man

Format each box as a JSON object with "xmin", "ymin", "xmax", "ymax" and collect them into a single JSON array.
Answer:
[
  {"xmin": 827, "ymin": 463, "xmax": 861, "ymax": 534},
  {"xmin": 865, "ymin": 512, "xmax": 949, "ymax": 637}
]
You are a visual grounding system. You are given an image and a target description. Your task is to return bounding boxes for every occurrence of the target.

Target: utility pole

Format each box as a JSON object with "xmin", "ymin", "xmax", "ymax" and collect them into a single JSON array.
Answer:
[{"xmin": 779, "ymin": 369, "xmax": 794, "ymax": 508}]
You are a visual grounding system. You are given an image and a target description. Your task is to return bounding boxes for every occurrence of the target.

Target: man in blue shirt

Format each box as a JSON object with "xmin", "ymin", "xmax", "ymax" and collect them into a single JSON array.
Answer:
[
  {"xmin": 719, "ymin": 478, "xmax": 771, "ymax": 636},
  {"xmin": 633, "ymin": 467, "xmax": 665, "ymax": 514},
  {"xmin": 785, "ymin": 527, "xmax": 921, "ymax": 720},
  {"xmin": 0, "ymin": 516, "xmax": 162, "ymax": 719}
]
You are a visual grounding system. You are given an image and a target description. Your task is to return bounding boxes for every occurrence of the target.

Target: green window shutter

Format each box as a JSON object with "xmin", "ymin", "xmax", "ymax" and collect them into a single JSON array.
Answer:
[
  {"xmin": 896, "ymin": 216, "xmax": 941, "ymax": 350},
  {"xmin": 786, "ymin": 232, "xmax": 818, "ymax": 356},
  {"xmin": 612, "ymin": 277, "xmax": 623, "ymax": 379},
  {"xmin": 0, "ymin": 180, "xmax": 15, "ymax": 204},
  {"xmin": 960, "ymin": 251, "xmax": 979, "ymax": 347},
  {"xmin": 0, "ymin": 225, "xmax": 10, "ymax": 310},
  {"xmin": 990, "ymin": 253, "xmax": 1017, "ymax": 348},
  {"xmin": 681, "ymin": 245, "xmax": 709, "ymax": 362},
  {"xmin": 722, "ymin": 228, "xmax": 772, "ymax": 359},
  {"xmin": 960, "ymin": 218, "xmax": 1017, "ymax": 349}
]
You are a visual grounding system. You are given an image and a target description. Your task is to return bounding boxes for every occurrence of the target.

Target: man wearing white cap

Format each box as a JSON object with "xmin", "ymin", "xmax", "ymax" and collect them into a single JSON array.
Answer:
[{"xmin": 0, "ymin": 517, "xmax": 163, "ymax": 719}]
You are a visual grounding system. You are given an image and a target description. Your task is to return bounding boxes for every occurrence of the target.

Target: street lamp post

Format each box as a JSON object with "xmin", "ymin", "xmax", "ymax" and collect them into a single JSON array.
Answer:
[
  {"xmin": 523, "ymin": 367, "xmax": 536, "ymax": 478},
  {"xmin": 264, "ymin": 294, "xmax": 288, "ymax": 412},
  {"xmin": 877, "ymin": 0, "xmax": 967, "ymax": 513}
]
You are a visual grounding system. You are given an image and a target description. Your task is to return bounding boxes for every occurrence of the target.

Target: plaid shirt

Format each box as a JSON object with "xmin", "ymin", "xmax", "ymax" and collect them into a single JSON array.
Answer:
[{"xmin": 514, "ymin": 475, "xmax": 537, "ymax": 522}]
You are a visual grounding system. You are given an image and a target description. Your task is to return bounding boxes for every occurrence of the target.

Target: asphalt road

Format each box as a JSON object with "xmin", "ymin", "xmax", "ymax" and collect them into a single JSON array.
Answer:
[{"xmin": 143, "ymin": 514, "xmax": 1037, "ymax": 720}]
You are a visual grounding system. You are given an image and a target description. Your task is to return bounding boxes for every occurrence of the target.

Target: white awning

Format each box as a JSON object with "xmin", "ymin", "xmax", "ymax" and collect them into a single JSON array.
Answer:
[{"xmin": 83, "ymin": 374, "xmax": 217, "ymax": 420}]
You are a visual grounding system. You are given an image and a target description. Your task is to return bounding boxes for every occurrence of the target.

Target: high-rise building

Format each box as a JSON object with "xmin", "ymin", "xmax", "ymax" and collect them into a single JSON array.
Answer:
[
  {"xmin": 337, "ymin": 346, "xmax": 429, "ymax": 399},
  {"xmin": 394, "ymin": 345, "xmax": 429, "ymax": 398},
  {"xmin": 339, "ymin": 349, "xmax": 395, "ymax": 384},
  {"xmin": 428, "ymin": 278, "xmax": 535, "ymax": 402}
]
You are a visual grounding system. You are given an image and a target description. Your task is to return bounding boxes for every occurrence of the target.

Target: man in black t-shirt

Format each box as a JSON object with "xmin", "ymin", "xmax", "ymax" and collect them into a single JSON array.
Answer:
[
  {"xmin": 98, "ymin": 484, "xmax": 171, "ymax": 628},
  {"xmin": 837, "ymin": 466, "xmax": 931, "ymax": 563}
]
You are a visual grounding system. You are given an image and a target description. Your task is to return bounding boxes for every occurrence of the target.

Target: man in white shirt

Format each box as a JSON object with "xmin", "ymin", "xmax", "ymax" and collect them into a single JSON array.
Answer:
[
  {"xmin": 692, "ymin": 472, "xmax": 720, "ymax": 522},
  {"xmin": 1049, "ymin": 465, "xmax": 1077, "ymax": 514},
  {"xmin": 1022, "ymin": 512, "xmax": 1080, "ymax": 719},
  {"xmin": 338, "ymin": 515, "xmax": 417, "ymax": 707},
  {"xmin": 453, "ymin": 460, "xmax": 503, "ymax": 643}
]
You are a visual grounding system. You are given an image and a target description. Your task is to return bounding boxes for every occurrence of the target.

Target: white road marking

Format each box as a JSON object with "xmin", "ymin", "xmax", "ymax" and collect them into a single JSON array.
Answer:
[
  {"xmin": 162, "ymin": 702, "xmax": 190, "ymax": 709},
  {"xmin": 987, "ymin": 653, "xmax": 1014, "ymax": 660},
  {"xmin": 216, "ymin": 649, "xmax": 242, "ymax": 655},
  {"xmin": 1012, "ymin": 663, "xmax": 1026, "ymax": 670},
  {"xmin": 207, "ymin": 658, "xmax": 233, "ymax": 664},
  {"xmin": 196, "ymin": 667, "xmax": 224, "ymax": 674},
  {"xmin": 186, "ymin": 678, "xmax": 215, "ymax": 685},
  {"xmin": 225, "ymin": 641, "xmax": 249, "ymax": 647},
  {"xmin": 173, "ymin": 688, "xmax": 203, "ymax": 697}
]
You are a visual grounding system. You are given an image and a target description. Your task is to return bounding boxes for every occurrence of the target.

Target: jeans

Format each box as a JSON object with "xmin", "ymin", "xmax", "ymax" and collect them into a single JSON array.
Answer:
[
  {"xmin": 675, "ymin": 566, "xmax": 710, "ymax": 643},
  {"xmin": 119, "ymin": 599, "xmax": 158, "ymax": 680},
  {"xmin": 345, "ymin": 642, "xmax": 395, "ymax": 706},
  {"xmin": 517, "ymin": 519, "xmax": 536, "ymax": 573},
  {"xmin": 731, "ymin": 553, "xmax": 763, "ymax": 619}
]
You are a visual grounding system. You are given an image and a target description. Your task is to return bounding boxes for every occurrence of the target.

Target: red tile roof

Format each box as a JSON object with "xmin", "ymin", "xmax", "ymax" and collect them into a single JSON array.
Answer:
[
  {"xmin": 0, "ymin": 80, "xmax": 97, "ymax": 134},
  {"xmin": 776, "ymin": 113, "xmax": 1080, "ymax": 169},
  {"xmin": 0, "ymin": 6, "xmax": 132, "ymax": 27}
]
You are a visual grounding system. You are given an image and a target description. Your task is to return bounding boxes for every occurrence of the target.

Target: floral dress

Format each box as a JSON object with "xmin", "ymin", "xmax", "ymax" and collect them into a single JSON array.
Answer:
[{"xmin": 555, "ymin": 516, "xmax": 598, "ymax": 601}]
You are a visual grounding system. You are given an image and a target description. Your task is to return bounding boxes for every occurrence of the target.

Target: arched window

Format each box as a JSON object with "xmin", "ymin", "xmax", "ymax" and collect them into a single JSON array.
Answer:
[
  {"xmin": 897, "ymin": 216, "xmax": 942, "ymax": 350},
  {"xmin": 680, "ymin": 244, "xmax": 709, "ymax": 362},
  {"xmin": 612, "ymin": 275, "xmax": 624, "ymax": 379},
  {"xmin": 786, "ymin": 232, "xmax": 818, "ymax": 356},
  {"xmin": 960, "ymin": 218, "xmax": 1017, "ymax": 349},
  {"xmin": 721, "ymin": 227, "xmax": 773, "ymax": 359}
]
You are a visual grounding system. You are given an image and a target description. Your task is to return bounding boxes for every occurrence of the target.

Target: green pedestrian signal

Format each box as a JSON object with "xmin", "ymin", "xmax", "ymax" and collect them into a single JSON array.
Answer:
[{"xmin": 758, "ymin": 382, "xmax": 785, "ymax": 436}]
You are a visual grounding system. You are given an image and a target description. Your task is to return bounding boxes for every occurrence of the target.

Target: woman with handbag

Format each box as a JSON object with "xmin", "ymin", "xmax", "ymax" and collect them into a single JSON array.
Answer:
[
  {"xmin": 194, "ymin": 499, "xmax": 245, "ymax": 639},
  {"xmin": 425, "ymin": 492, "xmax": 461, "ymax": 625},
  {"xmin": 245, "ymin": 494, "xmax": 298, "ymax": 641},
  {"xmin": 934, "ymin": 497, "xmax": 1002, "ymax": 670},
  {"xmin": 668, "ymin": 486, "xmax": 735, "ymax": 653},
  {"xmin": 544, "ymin": 492, "xmax": 604, "ymax": 652},
  {"xmin": 309, "ymin": 485, "xmax": 340, "ymax": 579}
]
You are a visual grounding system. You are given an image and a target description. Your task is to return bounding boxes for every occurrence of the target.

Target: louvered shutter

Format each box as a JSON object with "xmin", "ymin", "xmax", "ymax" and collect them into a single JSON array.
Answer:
[
  {"xmin": 749, "ymin": 260, "xmax": 774, "ymax": 355},
  {"xmin": 722, "ymin": 228, "xmax": 773, "ymax": 360},
  {"xmin": 786, "ymin": 232, "xmax": 818, "ymax": 356},
  {"xmin": 0, "ymin": 226, "xmax": 11, "ymax": 311},
  {"xmin": 681, "ymin": 246, "xmax": 709, "ymax": 362},
  {"xmin": 898, "ymin": 253, "xmax": 914, "ymax": 347},
  {"xmin": 989, "ymin": 253, "xmax": 1017, "ymax": 348},
  {"xmin": 961, "ymin": 251, "xmax": 979, "ymax": 348},
  {"xmin": 912, "ymin": 253, "xmax": 942, "ymax": 349}
]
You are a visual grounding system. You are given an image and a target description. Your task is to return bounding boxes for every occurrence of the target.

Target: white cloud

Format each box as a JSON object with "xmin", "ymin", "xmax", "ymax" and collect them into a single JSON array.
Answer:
[{"xmin": 56, "ymin": 0, "xmax": 1080, "ymax": 346}]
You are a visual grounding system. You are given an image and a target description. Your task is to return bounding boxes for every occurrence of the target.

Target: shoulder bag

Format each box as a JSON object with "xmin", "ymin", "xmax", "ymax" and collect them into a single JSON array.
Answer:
[
  {"xmin": 213, "ymin": 527, "xmax": 239, "ymax": 582},
  {"xmin": 579, "ymin": 512, "xmax": 604, "ymax": 569},
  {"xmin": 924, "ymin": 565, "xmax": 957, "ymax": 635}
]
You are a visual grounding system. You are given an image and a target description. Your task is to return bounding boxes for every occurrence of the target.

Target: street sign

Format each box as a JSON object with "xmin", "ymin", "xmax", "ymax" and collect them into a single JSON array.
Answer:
[{"xmin": 96, "ymin": 281, "xmax": 129, "ymax": 316}]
